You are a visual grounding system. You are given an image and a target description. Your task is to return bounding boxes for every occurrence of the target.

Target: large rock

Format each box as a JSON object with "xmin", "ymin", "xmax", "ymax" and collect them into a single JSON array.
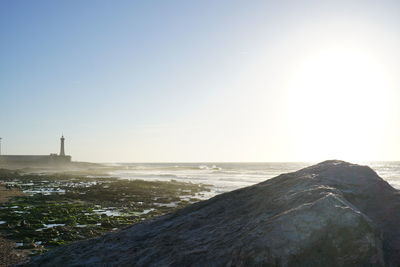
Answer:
[{"xmin": 22, "ymin": 160, "xmax": 400, "ymax": 266}]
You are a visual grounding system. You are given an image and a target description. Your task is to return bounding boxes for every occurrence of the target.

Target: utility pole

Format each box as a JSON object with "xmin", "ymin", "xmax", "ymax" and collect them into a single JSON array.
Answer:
[{"xmin": 0, "ymin": 137, "xmax": 2, "ymax": 156}]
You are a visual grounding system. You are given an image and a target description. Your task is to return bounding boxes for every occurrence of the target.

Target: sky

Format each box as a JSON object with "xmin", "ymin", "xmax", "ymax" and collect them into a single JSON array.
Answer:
[{"xmin": 1, "ymin": 0, "xmax": 400, "ymax": 162}]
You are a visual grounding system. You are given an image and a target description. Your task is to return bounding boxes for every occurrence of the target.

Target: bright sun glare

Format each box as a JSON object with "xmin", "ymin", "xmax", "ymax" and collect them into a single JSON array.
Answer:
[{"xmin": 286, "ymin": 45, "xmax": 395, "ymax": 161}]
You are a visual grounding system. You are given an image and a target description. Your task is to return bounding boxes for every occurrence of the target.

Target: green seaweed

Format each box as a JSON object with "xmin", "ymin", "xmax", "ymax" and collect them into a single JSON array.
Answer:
[{"xmin": 0, "ymin": 169, "xmax": 211, "ymax": 253}]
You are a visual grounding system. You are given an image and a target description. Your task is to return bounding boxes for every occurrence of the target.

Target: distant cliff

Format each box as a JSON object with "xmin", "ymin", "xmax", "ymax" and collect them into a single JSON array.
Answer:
[{"xmin": 22, "ymin": 161, "xmax": 400, "ymax": 266}]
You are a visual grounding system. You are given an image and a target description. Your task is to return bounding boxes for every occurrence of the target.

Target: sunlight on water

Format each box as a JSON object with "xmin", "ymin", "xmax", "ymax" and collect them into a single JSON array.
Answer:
[{"xmin": 107, "ymin": 162, "xmax": 400, "ymax": 198}]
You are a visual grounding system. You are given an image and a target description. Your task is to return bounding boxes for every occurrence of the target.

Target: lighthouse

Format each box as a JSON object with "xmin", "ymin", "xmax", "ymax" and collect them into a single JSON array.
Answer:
[
  {"xmin": 60, "ymin": 135, "xmax": 65, "ymax": 156},
  {"xmin": 0, "ymin": 136, "xmax": 71, "ymax": 166}
]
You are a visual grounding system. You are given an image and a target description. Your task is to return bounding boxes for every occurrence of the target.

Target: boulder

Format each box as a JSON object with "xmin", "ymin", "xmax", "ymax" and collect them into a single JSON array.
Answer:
[{"xmin": 22, "ymin": 160, "xmax": 400, "ymax": 266}]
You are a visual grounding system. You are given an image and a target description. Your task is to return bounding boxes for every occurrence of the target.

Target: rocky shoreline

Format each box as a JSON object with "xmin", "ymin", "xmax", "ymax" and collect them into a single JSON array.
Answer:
[
  {"xmin": 0, "ymin": 184, "xmax": 28, "ymax": 267},
  {"xmin": 21, "ymin": 160, "xmax": 400, "ymax": 266},
  {"xmin": 0, "ymin": 169, "xmax": 211, "ymax": 266},
  {"xmin": 0, "ymin": 236, "xmax": 27, "ymax": 267}
]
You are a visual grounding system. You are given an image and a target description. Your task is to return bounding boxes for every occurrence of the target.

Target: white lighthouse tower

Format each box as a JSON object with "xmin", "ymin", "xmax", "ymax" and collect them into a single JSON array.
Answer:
[{"xmin": 60, "ymin": 135, "xmax": 65, "ymax": 156}]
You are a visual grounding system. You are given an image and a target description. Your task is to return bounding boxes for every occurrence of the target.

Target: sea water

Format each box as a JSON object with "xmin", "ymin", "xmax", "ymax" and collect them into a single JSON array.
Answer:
[{"xmin": 108, "ymin": 161, "xmax": 400, "ymax": 198}]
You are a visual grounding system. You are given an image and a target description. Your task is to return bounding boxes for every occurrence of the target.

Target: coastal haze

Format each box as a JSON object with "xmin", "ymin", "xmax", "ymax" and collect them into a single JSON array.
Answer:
[
  {"xmin": 2, "ymin": 0, "xmax": 400, "ymax": 266},
  {"xmin": 107, "ymin": 161, "xmax": 400, "ymax": 196},
  {"xmin": 1, "ymin": 1, "xmax": 400, "ymax": 162}
]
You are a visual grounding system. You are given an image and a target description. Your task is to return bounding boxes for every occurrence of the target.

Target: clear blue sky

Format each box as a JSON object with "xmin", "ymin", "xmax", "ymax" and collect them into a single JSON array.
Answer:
[{"xmin": 1, "ymin": 1, "xmax": 400, "ymax": 162}]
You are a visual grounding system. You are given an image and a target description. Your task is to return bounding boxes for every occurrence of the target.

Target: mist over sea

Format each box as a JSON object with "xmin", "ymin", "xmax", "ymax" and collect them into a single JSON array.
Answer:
[{"xmin": 106, "ymin": 162, "xmax": 400, "ymax": 198}]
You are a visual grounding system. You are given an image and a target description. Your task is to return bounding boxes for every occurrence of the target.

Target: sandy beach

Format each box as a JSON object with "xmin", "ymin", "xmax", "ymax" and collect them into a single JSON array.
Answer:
[{"xmin": 0, "ymin": 184, "xmax": 24, "ymax": 203}]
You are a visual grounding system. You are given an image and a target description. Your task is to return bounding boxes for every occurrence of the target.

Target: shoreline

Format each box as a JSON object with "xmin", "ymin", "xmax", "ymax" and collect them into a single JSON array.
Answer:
[
  {"xmin": 0, "ymin": 183, "xmax": 25, "ymax": 203},
  {"xmin": 0, "ymin": 169, "xmax": 211, "ymax": 266},
  {"xmin": 0, "ymin": 184, "xmax": 28, "ymax": 267}
]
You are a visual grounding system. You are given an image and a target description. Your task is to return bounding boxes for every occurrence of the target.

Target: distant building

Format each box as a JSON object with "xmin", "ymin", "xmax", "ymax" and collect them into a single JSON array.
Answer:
[{"xmin": 0, "ymin": 136, "xmax": 72, "ymax": 166}]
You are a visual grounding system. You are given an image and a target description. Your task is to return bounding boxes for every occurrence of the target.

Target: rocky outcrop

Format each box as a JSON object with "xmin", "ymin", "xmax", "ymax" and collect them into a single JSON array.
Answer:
[{"xmin": 22, "ymin": 160, "xmax": 400, "ymax": 266}]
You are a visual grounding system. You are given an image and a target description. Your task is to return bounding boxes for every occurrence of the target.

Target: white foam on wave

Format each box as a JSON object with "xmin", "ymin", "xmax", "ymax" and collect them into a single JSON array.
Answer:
[
  {"xmin": 106, "ymin": 162, "xmax": 400, "ymax": 198},
  {"xmin": 108, "ymin": 162, "xmax": 312, "ymax": 197}
]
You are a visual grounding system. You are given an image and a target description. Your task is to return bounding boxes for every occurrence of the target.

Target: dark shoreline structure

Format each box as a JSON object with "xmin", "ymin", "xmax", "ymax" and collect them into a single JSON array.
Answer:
[
  {"xmin": 0, "ymin": 136, "xmax": 71, "ymax": 167},
  {"xmin": 21, "ymin": 161, "xmax": 400, "ymax": 266}
]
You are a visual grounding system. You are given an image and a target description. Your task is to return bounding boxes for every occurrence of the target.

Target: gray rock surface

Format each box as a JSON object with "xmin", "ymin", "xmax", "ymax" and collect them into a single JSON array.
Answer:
[{"xmin": 22, "ymin": 160, "xmax": 400, "ymax": 266}]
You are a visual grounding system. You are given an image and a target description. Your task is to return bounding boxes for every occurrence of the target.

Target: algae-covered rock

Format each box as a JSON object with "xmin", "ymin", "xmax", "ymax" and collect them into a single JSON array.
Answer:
[{"xmin": 22, "ymin": 161, "xmax": 400, "ymax": 266}]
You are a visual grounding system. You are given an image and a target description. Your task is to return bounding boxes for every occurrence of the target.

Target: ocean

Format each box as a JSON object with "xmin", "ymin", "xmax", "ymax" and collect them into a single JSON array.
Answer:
[{"xmin": 107, "ymin": 161, "xmax": 400, "ymax": 198}]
